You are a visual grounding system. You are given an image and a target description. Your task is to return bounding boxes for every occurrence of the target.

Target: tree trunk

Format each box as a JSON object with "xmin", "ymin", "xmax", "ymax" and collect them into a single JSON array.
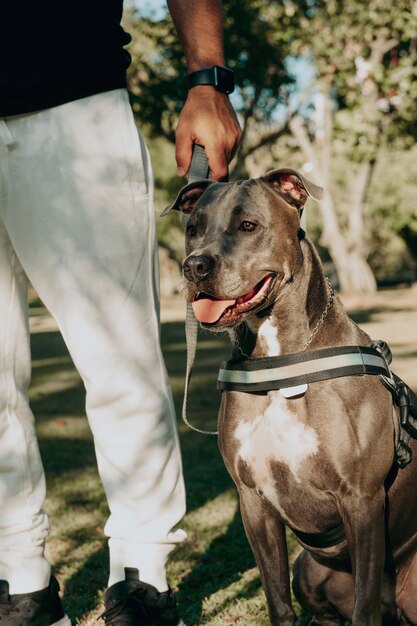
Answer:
[
  {"xmin": 289, "ymin": 90, "xmax": 377, "ymax": 293},
  {"xmin": 319, "ymin": 190, "xmax": 377, "ymax": 292},
  {"xmin": 346, "ymin": 160, "xmax": 377, "ymax": 291}
]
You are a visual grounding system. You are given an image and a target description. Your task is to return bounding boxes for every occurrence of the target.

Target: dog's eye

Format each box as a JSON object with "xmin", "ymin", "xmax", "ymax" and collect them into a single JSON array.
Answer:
[
  {"xmin": 239, "ymin": 221, "xmax": 257, "ymax": 232},
  {"xmin": 186, "ymin": 224, "xmax": 197, "ymax": 237}
]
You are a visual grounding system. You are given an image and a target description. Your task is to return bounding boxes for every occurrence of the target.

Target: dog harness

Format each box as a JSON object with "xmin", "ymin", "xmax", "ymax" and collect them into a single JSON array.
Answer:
[
  {"xmin": 183, "ymin": 316, "xmax": 417, "ymax": 548},
  {"xmin": 217, "ymin": 340, "xmax": 417, "ymax": 467},
  {"xmin": 216, "ymin": 339, "xmax": 417, "ymax": 549}
]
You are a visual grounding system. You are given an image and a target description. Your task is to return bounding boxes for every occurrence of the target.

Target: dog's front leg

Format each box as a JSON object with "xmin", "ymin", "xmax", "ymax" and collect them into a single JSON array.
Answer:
[
  {"xmin": 342, "ymin": 488, "xmax": 386, "ymax": 626},
  {"xmin": 239, "ymin": 486, "xmax": 296, "ymax": 626}
]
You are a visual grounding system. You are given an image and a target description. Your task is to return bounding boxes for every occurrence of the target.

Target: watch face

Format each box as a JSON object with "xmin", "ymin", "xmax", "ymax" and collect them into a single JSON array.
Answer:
[{"xmin": 213, "ymin": 66, "xmax": 235, "ymax": 94}]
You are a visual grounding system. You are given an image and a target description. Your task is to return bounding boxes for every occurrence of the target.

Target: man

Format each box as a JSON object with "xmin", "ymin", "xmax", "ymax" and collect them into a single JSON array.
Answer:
[{"xmin": 0, "ymin": 1, "xmax": 241, "ymax": 624}]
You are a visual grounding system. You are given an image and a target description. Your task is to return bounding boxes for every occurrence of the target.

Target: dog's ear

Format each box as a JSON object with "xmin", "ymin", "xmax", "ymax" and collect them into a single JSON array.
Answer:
[
  {"xmin": 262, "ymin": 168, "xmax": 323, "ymax": 212},
  {"xmin": 161, "ymin": 180, "xmax": 214, "ymax": 216}
]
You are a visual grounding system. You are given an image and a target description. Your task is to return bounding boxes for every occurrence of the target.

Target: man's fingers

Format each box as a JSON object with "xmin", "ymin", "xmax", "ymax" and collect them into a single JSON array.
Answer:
[
  {"xmin": 175, "ymin": 131, "xmax": 229, "ymax": 181},
  {"xmin": 204, "ymin": 144, "xmax": 228, "ymax": 180},
  {"xmin": 175, "ymin": 133, "xmax": 193, "ymax": 177},
  {"xmin": 175, "ymin": 87, "xmax": 242, "ymax": 180}
]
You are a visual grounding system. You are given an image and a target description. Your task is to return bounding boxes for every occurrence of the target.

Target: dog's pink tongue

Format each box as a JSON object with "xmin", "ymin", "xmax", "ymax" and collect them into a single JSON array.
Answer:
[{"xmin": 192, "ymin": 297, "xmax": 236, "ymax": 323}]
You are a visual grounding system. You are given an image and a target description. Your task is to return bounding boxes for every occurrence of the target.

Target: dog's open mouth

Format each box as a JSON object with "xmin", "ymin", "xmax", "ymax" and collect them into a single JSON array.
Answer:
[{"xmin": 192, "ymin": 274, "xmax": 274, "ymax": 325}]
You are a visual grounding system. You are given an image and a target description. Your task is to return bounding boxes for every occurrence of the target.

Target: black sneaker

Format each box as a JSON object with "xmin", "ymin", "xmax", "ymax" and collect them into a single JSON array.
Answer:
[
  {"xmin": 0, "ymin": 576, "xmax": 71, "ymax": 625},
  {"xmin": 102, "ymin": 568, "xmax": 185, "ymax": 626}
]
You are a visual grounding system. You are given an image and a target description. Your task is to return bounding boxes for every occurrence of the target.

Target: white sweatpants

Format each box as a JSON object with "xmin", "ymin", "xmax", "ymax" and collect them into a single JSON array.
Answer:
[{"xmin": 0, "ymin": 89, "xmax": 186, "ymax": 594}]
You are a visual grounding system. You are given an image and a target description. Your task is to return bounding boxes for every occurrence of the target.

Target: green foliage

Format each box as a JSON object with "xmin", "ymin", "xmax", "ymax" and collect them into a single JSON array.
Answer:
[
  {"xmin": 126, "ymin": 0, "xmax": 417, "ymax": 284},
  {"xmin": 367, "ymin": 145, "xmax": 417, "ymax": 279},
  {"xmin": 126, "ymin": 0, "xmax": 306, "ymax": 139},
  {"xmin": 303, "ymin": 145, "xmax": 417, "ymax": 283},
  {"xmin": 126, "ymin": 9, "xmax": 187, "ymax": 140},
  {"xmin": 297, "ymin": 0, "xmax": 417, "ymax": 157}
]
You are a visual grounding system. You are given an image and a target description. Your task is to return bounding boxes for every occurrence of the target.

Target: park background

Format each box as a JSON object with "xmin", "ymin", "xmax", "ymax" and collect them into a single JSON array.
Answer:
[{"xmin": 29, "ymin": 1, "xmax": 417, "ymax": 624}]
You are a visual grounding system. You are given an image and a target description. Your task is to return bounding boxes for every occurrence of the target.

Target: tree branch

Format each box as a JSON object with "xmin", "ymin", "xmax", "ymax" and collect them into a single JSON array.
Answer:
[{"xmin": 289, "ymin": 116, "xmax": 320, "ymax": 173}]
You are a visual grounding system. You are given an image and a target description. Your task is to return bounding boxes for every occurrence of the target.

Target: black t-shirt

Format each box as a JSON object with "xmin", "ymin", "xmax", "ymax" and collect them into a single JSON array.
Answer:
[{"xmin": 0, "ymin": 1, "xmax": 132, "ymax": 116}]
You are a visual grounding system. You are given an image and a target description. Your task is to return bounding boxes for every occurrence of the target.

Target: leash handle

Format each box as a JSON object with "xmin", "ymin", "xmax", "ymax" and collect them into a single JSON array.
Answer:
[{"xmin": 188, "ymin": 144, "xmax": 210, "ymax": 182}]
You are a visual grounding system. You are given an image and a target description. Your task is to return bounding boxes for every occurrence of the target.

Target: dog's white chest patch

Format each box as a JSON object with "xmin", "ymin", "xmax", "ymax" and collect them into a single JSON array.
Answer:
[
  {"xmin": 235, "ymin": 393, "xmax": 319, "ymax": 509},
  {"xmin": 255, "ymin": 318, "xmax": 308, "ymax": 398},
  {"xmin": 257, "ymin": 319, "xmax": 281, "ymax": 356}
]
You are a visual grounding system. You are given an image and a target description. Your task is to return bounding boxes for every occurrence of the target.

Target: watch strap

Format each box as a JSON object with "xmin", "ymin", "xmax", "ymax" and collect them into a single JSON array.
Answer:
[{"xmin": 188, "ymin": 65, "xmax": 234, "ymax": 94}]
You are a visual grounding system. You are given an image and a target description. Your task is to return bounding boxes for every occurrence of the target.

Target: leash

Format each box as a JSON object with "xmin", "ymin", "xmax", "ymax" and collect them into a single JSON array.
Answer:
[
  {"xmin": 187, "ymin": 143, "xmax": 210, "ymax": 182},
  {"xmin": 182, "ymin": 145, "xmax": 220, "ymax": 435},
  {"xmin": 161, "ymin": 144, "xmax": 218, "ymax": 434}
]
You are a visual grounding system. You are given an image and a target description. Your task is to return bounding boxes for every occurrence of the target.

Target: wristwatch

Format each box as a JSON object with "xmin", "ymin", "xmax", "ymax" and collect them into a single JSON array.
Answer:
[{"xmin": 188, "ymin": 65, "xmax": 235, "ymax": 95}]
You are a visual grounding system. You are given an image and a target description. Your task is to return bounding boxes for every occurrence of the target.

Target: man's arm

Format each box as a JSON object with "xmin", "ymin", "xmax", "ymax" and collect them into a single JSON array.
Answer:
[{"xmin": 167, "ymin": 0, "xmax": 242, "ymax": 180}]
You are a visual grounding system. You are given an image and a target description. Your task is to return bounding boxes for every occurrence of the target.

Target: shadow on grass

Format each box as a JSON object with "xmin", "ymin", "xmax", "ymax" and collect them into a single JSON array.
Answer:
[
  {"xmin": 63, "ymin": 545, "xmax": 109, "ymax": 621},
  {"xmin": 176, "ymin": 509, "xmax": 258, "ymax": 625},
  {"xmin": 31, "ymin": 330, "xmax": 85, "ymax": 420},
  {"xmin": 39, "ymin": 435, "xmax": 96, "ymax": 477},
  {"xmin": 348, "ymin": 306, "xmax": 416, "ymax": 325}
]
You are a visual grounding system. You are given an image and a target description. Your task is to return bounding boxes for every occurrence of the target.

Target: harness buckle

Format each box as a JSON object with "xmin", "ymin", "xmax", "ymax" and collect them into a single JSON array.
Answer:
[
  {"xmin": 372, "ymin": 340, "xmax": 392, "ymax": 365},
  {"xmin": 398, "ymin": 381, "xmax": 417, "ymax": 438},
  {"xmin": 396, "ymin": 440, "xmax": 413, "ymax": 469}
]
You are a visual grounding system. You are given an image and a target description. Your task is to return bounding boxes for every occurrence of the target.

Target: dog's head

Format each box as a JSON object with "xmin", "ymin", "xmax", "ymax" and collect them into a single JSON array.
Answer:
[{"xmin": 164, "ymin": 169, "xmax": 323, "ymax": 330}]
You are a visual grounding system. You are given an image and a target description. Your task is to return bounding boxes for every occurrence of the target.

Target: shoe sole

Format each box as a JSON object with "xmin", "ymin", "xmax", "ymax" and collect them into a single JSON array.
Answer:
[{"xmin": 52, "ymin": 617, "xmax": 72, "ymax": 626}]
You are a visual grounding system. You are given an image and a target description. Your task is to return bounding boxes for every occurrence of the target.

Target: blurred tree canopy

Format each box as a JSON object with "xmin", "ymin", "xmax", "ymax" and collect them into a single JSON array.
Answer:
[
  {"xmin": 125, "ymin": 0, "xmax": 417, "ymax": 291},
  {"xmin": 287, "ymin": 0, "xmax": 417, "ymax": 291},
  {"xmin": 126, "ymin": 0, "xmax": 303, "ymax": 141}
]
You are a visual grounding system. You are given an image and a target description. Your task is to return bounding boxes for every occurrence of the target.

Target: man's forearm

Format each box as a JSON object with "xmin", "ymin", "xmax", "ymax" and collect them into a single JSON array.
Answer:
[
  {"xmin": 167, "ymin": 0, "xmax": 241, "ymax": 179},
  {"xmin": 167, "ymin": 0, "xmax": 225, "ymax": 72}
]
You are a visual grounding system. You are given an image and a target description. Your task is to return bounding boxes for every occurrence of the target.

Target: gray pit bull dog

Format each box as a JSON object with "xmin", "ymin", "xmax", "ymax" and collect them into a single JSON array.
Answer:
[{"xmin": 166, "ymin": 169, "xmax": 417, "ymax": 626}]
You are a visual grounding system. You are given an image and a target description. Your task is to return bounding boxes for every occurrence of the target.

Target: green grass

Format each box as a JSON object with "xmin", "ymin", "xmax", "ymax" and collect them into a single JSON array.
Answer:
[{"xmin": 29, "ymin": 288, "xmax": 417, "ymax": 624}]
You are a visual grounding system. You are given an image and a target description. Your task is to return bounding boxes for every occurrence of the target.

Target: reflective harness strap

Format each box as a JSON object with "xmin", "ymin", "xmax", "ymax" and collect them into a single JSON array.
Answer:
[
  {"xmin": 217, "ymin": 345, "xmax": 391, "ymax": 392},
  {"xmin": 379, "ymin": 371, "xmax": 417, "ymax": 468}
]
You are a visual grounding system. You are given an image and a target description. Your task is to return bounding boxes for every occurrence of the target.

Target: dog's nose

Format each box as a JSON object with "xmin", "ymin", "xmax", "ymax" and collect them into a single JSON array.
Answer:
[{"xmin": 183, "ymin": 254, "xmax": 215, "ymax": 282}]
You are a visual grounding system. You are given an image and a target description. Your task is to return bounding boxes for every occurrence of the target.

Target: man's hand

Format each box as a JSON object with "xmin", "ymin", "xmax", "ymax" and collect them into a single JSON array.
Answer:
[
  {"xmin": 176, "ymin": 86, "xmax": 241, "ymax": 180},
  {"xmin": 167, "ymin": 0, "xmax": 242, "ymax": 180}
]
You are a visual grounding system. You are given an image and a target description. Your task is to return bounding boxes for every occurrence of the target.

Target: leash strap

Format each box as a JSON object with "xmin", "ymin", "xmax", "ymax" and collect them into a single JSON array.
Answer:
[
  {"xmin": 182, "ymin": 145, "xmax": 219, "ymax": 435},
  {"xmin": 182, "ymin": 302, "xmax": 218, "ymax": 435},
  {"xmin": 218, "ymin": 345, "xmax": 390, "ymax": 392},
  {"xmin": 187, "ymin": 144, "xmax": 211, "ymax": 182}
]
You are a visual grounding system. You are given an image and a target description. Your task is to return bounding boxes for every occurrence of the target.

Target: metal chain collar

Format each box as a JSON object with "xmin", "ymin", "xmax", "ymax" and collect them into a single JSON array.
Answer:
[{"xmin": 302, "ymin": 277, "xmax": 335, "ymax": 351}]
